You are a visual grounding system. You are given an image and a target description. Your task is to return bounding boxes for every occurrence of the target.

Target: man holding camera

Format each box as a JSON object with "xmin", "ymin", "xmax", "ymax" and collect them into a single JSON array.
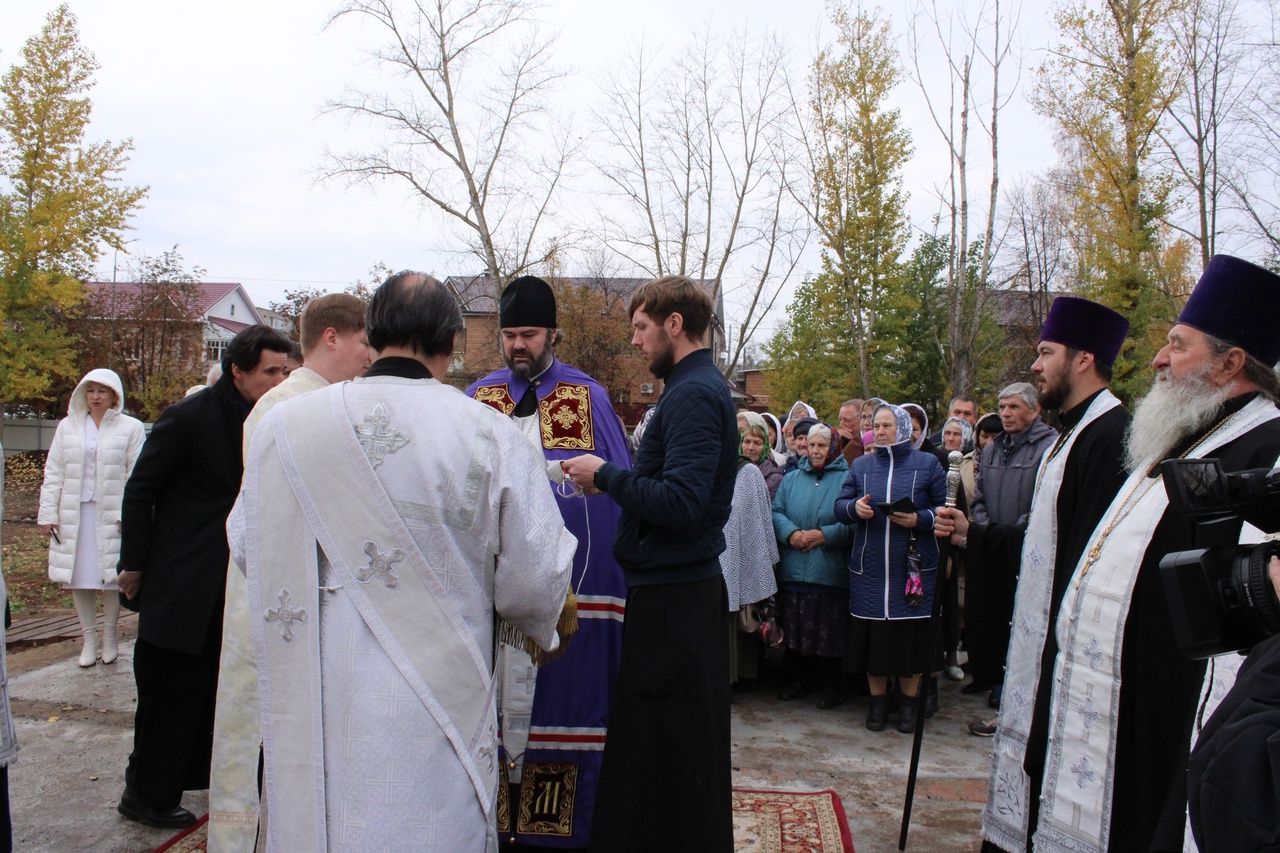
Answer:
[{"xmin": 959, "ymin": 256, "xmax": 1280, "ymax": 852}]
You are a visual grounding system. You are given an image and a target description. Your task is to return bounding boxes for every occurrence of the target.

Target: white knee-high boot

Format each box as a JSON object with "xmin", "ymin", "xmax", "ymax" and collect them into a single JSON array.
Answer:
[
  {"xmin": 71, "ymin": 589, "xmax": 98, "ymax": 667},
  {"xmin": 100, "ymin": 591, "xmax": 120, "ymax": 664}
]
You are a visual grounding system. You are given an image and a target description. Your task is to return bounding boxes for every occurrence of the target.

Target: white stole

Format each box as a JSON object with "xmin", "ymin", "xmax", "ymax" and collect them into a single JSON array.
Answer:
[
  {"xmin": 246, "ymin": 385, "xmax": 499, "ymax": 852},
  {"xmin": 1032, "ymin": 396, "xmax": 1280, "ymax": 853},
  {"xmin": 983, "ymin": 389, "xmax": 1121, "ymax": 851}
]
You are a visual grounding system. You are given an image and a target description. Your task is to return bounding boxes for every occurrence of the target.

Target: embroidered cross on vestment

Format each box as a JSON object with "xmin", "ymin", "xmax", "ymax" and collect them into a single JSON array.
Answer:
[
  {"xmin": 358, "ymin": 541, "xmax": 404, "ymax": 589},
  {"xmin": 265, "ymin": 589, "xmax": 307, "ymax": 641},
  {"xmin": 355, "ymin": 403, "xmax": 409, "ymax": 468}
]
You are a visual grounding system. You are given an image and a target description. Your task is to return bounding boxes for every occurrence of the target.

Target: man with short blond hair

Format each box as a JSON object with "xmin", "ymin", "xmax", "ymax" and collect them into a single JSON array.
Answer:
[{"xmin": 207, "ymin": 292, "xmax": 371, "ymax": 851}]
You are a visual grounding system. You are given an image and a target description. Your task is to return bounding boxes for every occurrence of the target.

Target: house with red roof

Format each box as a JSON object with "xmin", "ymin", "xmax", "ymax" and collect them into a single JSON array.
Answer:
[{"xmin": 83, "ymin": 280, "xmax": 270, "ymax": 367}]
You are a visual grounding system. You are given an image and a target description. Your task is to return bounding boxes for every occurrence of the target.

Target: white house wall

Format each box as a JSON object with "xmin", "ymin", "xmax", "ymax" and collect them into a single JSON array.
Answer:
[{"xmin": 205, "ymin": 286, "xmax": 263, "ymax": 325}]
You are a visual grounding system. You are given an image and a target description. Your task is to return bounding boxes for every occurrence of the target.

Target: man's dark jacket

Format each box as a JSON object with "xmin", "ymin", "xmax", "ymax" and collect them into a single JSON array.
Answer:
[
  {"xmin": 119, "ymin": 370, "xmax": 251, "ymax": 656},
  {"xmin": 595, "ymin": 348, "xmax": 737, "ymax": 587},
  {"xmin": 1189, "ymin": 633, "xmax": 1280, "ymax": 853}
]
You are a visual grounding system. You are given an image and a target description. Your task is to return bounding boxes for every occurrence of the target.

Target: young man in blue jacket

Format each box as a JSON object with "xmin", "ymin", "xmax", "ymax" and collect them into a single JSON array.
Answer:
[{"xmin": 564, "ymin": 275, "xmax": 738, "ymax": 853}]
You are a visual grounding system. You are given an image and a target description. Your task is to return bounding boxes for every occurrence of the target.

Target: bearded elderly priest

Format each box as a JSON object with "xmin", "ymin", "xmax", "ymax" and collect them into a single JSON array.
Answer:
[
  {"xmin": 993, "ymin": 256, "xmax": 1280, "ymax": 853},
  {"xmin": 229, "ymin": 273, "xmax": 576, "ymax": 852},
  {"xmin": 465, "ymin": 275, "xmax": 630, "ymax": 849}
]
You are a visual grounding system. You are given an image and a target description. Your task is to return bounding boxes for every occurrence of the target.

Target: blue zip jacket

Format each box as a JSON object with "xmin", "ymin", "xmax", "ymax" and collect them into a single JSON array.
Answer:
[
  {"xmin": 595, "ymin": 349, "xmax": 738, "ymax": 586},
  {"xmin": 834, "ymin": 440, "xmax": 946, "ymax": 620},
  {"xmin": 771, "ymin": 455, "xmax": 851, "ymax": 590}
]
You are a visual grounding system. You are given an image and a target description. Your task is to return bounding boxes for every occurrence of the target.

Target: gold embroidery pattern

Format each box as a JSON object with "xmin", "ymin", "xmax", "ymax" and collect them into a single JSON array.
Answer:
[
  {"xmin": 496, "ymin": 776, "xmax": 511, "ymax": 834},
  {"xmin": 474, "ymin": 384, "xmax": 516, "ymax": 416},
  {"xmin": 552, "ymin": 406, "xmax": 579, "ymax": 429},
  {"xmin": 539, "ymin": 383, "xmax": 594, "ymax": 451},
  {"xmin": 516, "ymin": 762, "xmax": 578, "ymax": 837}
]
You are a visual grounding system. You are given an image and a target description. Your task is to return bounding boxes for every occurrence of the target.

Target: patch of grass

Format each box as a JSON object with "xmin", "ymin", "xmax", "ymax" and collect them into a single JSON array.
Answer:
[{"xmin": 2, "ymin": 524, "xmax": 69, "ymax": 613}]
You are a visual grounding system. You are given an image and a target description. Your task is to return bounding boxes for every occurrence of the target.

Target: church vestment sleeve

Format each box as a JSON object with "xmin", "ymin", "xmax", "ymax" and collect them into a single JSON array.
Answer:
[
  {"xmin": 594, "ymin": 383, "xmax": 728, "ymax": 531},
  {"xmin": 493, "ymin": 423, "xmax": 577, "ymax": 652}
]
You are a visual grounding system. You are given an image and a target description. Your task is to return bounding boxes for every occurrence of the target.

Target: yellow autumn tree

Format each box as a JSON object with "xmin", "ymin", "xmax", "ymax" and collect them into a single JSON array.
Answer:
[
  {"xmin": 1035, "ymin": 0, "xmax": 1194, "ymax": 400},
  {"xmin": 0, "ymin": 5, "xmax": 146, "ymax": 402}
]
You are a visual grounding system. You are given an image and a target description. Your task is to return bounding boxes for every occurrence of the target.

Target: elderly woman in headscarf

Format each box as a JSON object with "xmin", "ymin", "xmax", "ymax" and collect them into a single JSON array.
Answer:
[
  {"xmin": 738, "ymin": 413, "xmax": 784, "ymax": 496},
  {"xmin": 938, "ymin": 415, "xmax": 976, "ymax": 682},
  {"xmin": 835, "ymin": 404, "xmax": 946, "ymax": 733},
  {"xmin": 720, "ymin": 427, "xmax": 779, "ymax": 686},
  {"xmin": 771, "ymin": 423, "xmax": 852, "ymax": 708},
  {"xmin": 781, "ymin": 401, "xmax": 817, "ymax": 464},
  {"xmin": 761, "ymin": 412, "xmax": 786, "ymax": 461}
]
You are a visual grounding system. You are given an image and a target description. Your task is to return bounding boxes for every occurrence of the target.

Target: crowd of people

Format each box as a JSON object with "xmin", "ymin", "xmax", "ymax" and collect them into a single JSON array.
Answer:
[{"xmin": 9, "ymin": 252, "xmax": 1280, "ymax": 852}]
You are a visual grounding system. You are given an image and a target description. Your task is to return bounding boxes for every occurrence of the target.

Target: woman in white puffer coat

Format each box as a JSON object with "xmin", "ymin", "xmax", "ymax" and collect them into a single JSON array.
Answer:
[{"xmin": 38, "ymin": 368, "xmax": 145, "ymax": 667}]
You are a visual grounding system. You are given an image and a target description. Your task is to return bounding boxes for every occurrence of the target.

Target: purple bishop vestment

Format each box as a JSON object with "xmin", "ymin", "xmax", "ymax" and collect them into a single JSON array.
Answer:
[{"xmin": 467, "ymin": 358, "xmax": 631, "ymax": 847}]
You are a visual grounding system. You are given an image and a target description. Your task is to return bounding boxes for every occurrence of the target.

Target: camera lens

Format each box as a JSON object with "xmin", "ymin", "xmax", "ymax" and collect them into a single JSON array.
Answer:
[{"xmin": 1237, "ymin": 544, "xmax": 1280, "ymax": 637}]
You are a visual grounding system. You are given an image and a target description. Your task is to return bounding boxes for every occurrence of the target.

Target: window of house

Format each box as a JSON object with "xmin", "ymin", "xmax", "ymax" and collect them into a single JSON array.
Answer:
[
  {"xmin": 229, "ymin": 304, "xmax": 235, "ymax": 316},
  {"xmin": 206, "ymin": 339, "xmax": 228, "ymax": 363}
]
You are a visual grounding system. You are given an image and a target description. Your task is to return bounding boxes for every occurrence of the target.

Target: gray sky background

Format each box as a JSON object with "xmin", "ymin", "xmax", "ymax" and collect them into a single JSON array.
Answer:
[{"xmin": 3, "ymin": 0, "xmax": 1074, "ymax": 341}]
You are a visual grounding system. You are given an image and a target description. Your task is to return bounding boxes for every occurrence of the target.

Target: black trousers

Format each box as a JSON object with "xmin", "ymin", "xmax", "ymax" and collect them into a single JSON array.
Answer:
[
  {"xmin": 125, "ymin": 627, "xmax": 221, "ymax": 808},
  {"xmin": 589, "ymin": 575, "xmax": 732, "ymax": 853}
]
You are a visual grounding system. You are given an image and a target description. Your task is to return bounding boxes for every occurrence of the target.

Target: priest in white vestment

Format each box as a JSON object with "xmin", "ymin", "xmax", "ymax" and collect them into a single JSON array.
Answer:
[
  {"xmin": 229, "ymin": 273, "xmax": 575, "ymax": 852},
  {"xmin": 209, "ymin": 293, "xmax": 372, "ymax": 852}
]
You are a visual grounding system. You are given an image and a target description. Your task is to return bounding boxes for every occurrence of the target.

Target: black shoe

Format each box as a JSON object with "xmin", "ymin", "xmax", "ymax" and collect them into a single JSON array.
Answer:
[
  {"xmin": 988, "ymin": 684, "xmax": 1003, "ymax": 709},
  {"xmin": 866, "ymin": 695, "xmax": 889, "ymax": 731},
  {"xmin": 816, "ymin": 689, "xmax": 847, "ymax": 710},
  {"xmin": 117, "ymin": 790, "xmax": 196, "ymax": 829},
  {"xmin": 925, "ymin": 690, "xmax": 939, "ymax": 718},
  {"xmin": 898, "ymin": 696, "xmax": 919, "ymax": 733}
]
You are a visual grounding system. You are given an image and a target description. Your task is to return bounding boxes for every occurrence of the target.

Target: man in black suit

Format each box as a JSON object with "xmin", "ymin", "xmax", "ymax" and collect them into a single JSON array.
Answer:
[{"xmin": 116, "ymin": 325, "xmax": 291, "ymax": 828}]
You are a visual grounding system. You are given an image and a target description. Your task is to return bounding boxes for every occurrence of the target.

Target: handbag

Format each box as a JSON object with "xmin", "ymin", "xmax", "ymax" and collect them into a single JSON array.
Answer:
[{"xmin": 737, "ymin": 603, "xmax": 761, "ymax": 633}]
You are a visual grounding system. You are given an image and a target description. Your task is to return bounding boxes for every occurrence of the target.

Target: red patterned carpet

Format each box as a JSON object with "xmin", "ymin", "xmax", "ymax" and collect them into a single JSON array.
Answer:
[
  {"xmin": 151, "ymin": 814, "xmax": 208, "ymax": 852},
  {"xmin": 733, "ymin": 788, "xmax": 856, "ymax": 852},
  {"xmin": 155, "ymin": 789, "xmax": 855, "ymax": 851}
]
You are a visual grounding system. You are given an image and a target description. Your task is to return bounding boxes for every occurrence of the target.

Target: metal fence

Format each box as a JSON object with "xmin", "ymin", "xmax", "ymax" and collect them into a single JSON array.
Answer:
[
  {"xmin": 1, "ymin": 418, "xmax": 61, "ymax": 455},
  {"xmin": 1, "ymin": 418, "xmax": 157, "ymax": 455}
]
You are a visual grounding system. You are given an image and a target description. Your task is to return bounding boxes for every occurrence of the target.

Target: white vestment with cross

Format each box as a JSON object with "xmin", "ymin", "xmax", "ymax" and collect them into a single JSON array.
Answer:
[{"xmin": 229, "ymin": 376, "xmax": 575, "ymax": 852}]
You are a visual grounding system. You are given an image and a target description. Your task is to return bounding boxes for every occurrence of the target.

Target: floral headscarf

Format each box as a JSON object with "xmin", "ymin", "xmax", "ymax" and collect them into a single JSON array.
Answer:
[
  {"xmin": 742, "ymin": 410, "xmax": 786, "ymax": 466},
  {"xmin": 873, "ymin": 403, "xmax": 914, "ymax": 447},
  {"xmin": 940, "ymin": 416, "xmax": 973, "ymax": 449}
]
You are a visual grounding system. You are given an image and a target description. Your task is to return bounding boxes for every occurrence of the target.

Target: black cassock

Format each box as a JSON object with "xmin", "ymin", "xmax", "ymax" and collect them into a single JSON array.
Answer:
[
  {"xmin": 973, "ymin": 390, "xmax": 1130, "ymax": 851},
  {"xmin": 984, "ymin": 392, "xmax": 1280, "ymax": 852}
]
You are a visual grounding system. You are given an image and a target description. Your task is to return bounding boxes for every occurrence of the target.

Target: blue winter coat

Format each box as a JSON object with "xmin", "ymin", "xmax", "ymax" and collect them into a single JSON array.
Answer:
[
  {"xmin": 834, "ymin": 440, "xmax": 947, "ymax": 620},
  {"xmin": 771, "ymin": 455, "xmax": 852, "ymax": 590}
]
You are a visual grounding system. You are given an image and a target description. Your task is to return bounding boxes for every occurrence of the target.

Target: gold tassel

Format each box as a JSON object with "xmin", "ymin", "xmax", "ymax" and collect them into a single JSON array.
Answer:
[{"xmin": 498, "ymin": 586, "xmax": 578, "ymax": 666}]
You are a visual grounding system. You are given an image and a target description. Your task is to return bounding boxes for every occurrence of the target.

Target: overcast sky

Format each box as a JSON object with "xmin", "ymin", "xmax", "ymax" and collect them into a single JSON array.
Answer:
[{"xmin": 1, "ymin": 0, "xmax": 1061, "ymax": 339}]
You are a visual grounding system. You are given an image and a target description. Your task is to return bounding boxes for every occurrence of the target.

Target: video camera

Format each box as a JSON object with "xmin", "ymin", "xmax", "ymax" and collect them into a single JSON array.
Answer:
[{"xmin": 1159, "ymin": 458, "xmax": 1280, "ymax": 658}]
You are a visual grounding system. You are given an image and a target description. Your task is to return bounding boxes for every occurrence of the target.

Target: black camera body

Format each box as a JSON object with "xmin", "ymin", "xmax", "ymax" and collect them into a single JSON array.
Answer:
[{"xmin": 1159, "ymin": 458, "xmax": 1280, "ymax": 658}]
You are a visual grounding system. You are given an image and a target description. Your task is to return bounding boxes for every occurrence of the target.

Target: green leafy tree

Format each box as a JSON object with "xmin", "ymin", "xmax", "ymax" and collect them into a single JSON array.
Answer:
[
  {"xmin": 0, "ymin": 5, "xmax": 146, "ymax": 402},
  {"xmin": 787, "ymin": 3, "xmax": 914, "ymax": 399}
]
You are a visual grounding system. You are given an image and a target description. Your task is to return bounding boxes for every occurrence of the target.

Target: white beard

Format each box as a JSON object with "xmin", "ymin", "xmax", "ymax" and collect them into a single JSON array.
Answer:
[{"xmin": 1124, "ymin": 366, "xmax": 1232, "ymax": 472}]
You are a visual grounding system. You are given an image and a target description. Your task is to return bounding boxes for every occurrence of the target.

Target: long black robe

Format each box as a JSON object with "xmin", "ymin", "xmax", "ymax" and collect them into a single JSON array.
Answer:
[
  {"xmin": 973, "ymin": 390, "xmax": 1130, "ymax": 852},
  {"xmin": 1111, "ymin": 394, "xmax": 1280, "ymax": 851}
]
